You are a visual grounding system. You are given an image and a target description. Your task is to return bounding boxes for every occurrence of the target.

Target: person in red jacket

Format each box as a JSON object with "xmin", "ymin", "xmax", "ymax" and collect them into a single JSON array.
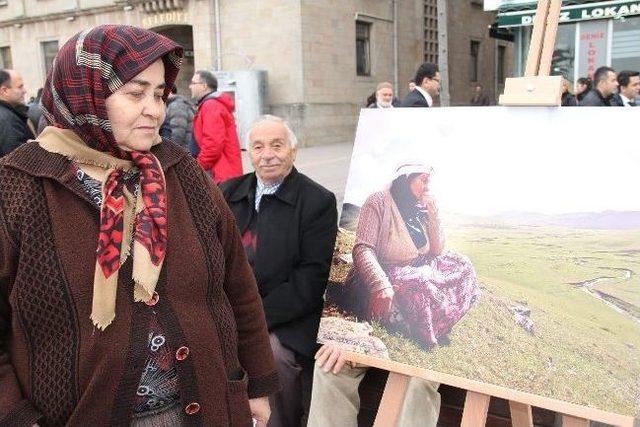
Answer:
[{"xmin": 190, "ymin": 70, "xmax": 243, "ymax": 183}]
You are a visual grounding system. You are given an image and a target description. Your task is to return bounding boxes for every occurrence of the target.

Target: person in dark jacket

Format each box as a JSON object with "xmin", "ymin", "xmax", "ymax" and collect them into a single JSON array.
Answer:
[
  {"xmin": 401, "ymin": 62, "xmax": 440, "ymax": 107},
  {"xmin": 161, "ymin": 85, "xmax": 195, "ymax": 147},
  {"xmin": 470, "ymin": 83, "xmax": 492, "ymax": 106},
  {"xmin": 579, "ymin": 66, "xmax": 618, "ymax": 106},
  {"xmin": 610, "ymin": 70, "xmax": 639, "ymax": 107},
  {"xmin": 367, "ymin": 82, "xmax": 400, "ymax": 108},
  {"xmin": 26, "ymin": 88, "xmax": 43, "ymax": 133},
  {"xmin": 220, "ymin": 115, "xmax": 337, "ymax": 427},
  {"xmin": 560, "ymin": 77, "xmax": 578, "ymax": 106},
  {"xmin": 0, "ymin": 69, "xmax": 34, "ymax": 156},
  {"xmin": 575, "ymin": 77, "xmax": 592, "ymax": 103}
]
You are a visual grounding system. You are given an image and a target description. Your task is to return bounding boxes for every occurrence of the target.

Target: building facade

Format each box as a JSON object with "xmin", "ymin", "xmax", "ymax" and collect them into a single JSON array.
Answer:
[
  {"xmin": 444, "ymin": 0, "xmax": 515, "ymax": 105},
  {"xmin": 491, "ymin": 0, "xmax": 640, "ymax": 83},
  {"xmin": 1, "ymin": 0, "xmax": 511, "ymax": 146}
]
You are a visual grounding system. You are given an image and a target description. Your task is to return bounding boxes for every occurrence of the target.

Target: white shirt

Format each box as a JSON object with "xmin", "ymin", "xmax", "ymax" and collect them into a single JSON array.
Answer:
[
  {"xmin": 415, "ymin": 86, "xmax": 433, "ymax": 107},
  {"xmin": 255, "ymin": 177, "xmax": 282, "ymax": 211},
  {"xmin": 620, "ymin": 94, "xmax": 635, "ymax": 107}
]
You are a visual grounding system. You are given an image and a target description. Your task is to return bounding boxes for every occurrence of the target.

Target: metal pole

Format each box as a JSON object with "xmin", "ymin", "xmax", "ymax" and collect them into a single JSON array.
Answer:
[
  {"xmin": 436, "ymin": 0, "xmax": 450, "ymax": 106},
  {"xmin": 214, "ymin": 0, "xmax": 222, "ymax": 70},
  {"xmin": 392, "ymin": 0, "xmax": 399, "ymax": 95}
]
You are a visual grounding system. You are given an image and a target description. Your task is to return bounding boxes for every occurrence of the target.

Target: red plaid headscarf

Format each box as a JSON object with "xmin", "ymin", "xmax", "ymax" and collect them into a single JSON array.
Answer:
[{"xmin": 40, "ymin": 25, "xmax": 183, "ymax": 329}]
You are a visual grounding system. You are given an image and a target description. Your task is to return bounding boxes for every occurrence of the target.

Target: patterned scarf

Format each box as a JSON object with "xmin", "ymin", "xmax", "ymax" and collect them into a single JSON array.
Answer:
[{"xmin": 39, "ymin": 25, "xmax": 183, "ymax": 330}]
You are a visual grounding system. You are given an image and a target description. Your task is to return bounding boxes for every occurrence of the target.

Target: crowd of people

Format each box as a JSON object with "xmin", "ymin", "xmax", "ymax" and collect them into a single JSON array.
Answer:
[{"xmin": 0, "ymin": 23, "xmax": 637, "ymax": 427}]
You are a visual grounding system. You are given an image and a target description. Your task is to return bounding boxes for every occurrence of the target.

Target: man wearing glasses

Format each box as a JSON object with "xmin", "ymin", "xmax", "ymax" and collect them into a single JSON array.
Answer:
[
  {"xmin": 401, "ymin": 62, "xmax": 441, "ymax": 108},
  {"xmin": 190, "ymin": 70, "xmax": 243, "ymax": 183}
]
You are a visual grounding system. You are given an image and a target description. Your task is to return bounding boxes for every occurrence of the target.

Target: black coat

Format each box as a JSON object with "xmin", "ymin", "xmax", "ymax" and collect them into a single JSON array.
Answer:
[
  {"xmin": 220, "ymin": 168, "xmax": 337, "ymax": 358},
  {"xmin": 578, "ymin": 89, "xmax": 611, "ymax": 106},
  {"xmin": 400, "ymin": 89, "xmax": 430, "ymax": 107},
  {"xmin": 0, "ymin": 100, "xmax": 35, "ymax": 156},
  {"xmin": 561, "ymin": 92, "xmax": 578, "ymax": 107}
]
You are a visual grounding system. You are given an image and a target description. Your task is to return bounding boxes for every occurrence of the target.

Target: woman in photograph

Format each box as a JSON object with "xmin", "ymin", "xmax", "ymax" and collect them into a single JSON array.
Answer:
[
  {"xmin": 0, "ymin": 25, "xmax": 278, "ymax": 426},
  {"xmin": 345, "ymin": 163, "xmax": 480, "ymax": 349}
]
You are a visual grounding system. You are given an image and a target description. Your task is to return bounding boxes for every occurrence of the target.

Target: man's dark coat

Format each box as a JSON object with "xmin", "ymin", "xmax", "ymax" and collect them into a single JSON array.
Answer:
[
  {"xmin": 0, "ymin": 100, "xmax": 35, "ymax": 156},
  {"xmin": 220, "ymin": 168, "xmax": 337, "ymax": 359},
  {"xmin": 400, "ymin": 89, "xmax": 431, "ymax": 107}
]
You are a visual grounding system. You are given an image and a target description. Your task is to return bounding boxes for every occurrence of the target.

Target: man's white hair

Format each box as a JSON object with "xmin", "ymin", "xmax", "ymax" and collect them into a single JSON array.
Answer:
[{"xmin": 247, "ymin": 114, "xmax": 298, "ymax": 148}]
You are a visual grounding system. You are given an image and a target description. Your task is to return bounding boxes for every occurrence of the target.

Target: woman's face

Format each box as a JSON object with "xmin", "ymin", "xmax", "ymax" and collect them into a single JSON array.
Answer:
[
  {"xmin": 408, "ymin": 173, "xmax": 430, "ymax": 201},
  {"xmin": 105, "ymin": 59, "xmax": 166, "ymax": 152}
]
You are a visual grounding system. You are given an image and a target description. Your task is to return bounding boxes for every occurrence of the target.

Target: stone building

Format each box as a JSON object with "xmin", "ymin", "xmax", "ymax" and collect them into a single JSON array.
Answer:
[{"xmin": 1, "ymin": 0, "xmax": 512, "ymax": 146}]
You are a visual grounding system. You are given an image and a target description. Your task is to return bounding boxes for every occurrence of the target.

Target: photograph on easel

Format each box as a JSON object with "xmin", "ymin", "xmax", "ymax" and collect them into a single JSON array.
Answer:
[{"xmin": 319, "ymin": 107, "xmax": 640, "ymax": 419}]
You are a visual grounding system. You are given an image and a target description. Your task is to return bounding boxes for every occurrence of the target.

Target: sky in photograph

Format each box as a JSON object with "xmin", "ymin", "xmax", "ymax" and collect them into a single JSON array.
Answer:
[{"xmin": 342, "ymin": 107, "xmax": 640, "ymax": 217}]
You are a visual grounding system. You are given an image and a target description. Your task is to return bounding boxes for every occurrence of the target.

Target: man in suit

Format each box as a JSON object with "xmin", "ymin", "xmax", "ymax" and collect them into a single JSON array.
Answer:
[
  {"xmin": 579, "ymin": 66, "xmax": 618, "ymax": 106},
  {"xmin": 220, "ymin": 115, "xmax": 337, "ymax": 427},
  {"xmin": 610, "ymin": 70, "xmax": 639, "ymax": 107},
  {"xmin": 400, "ymin": 62, "xmax": 441, "ymax": 107}
]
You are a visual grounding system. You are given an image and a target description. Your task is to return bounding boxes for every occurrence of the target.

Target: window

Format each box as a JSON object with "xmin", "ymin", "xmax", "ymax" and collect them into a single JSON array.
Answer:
[
  {"xmin": 551, "ymin": 23, "xmax": 576, "ymax": 81},
  {"xmin": 612, "ymin": 17, "xmax": 640, "ymax": 72},
  {"xmin": 497, "ymin": 45, "xmax": 506, "ymax": 84},
  {"xmin": 470, "ymin": 40, "xmax": 480, "ymax": 82},
  {"xmin": 41, "ymin": 40, "xmax": 59, "ymax": 77},
  {"xmin": 355, "ymin": 21, "xmax": 371, "ymax": 76},
  {"xmin": 0, "ymin": 46, "xmax": 12, "ymax": 69},
  {"xmin": 424, "ymin": 0, "xmax": 438, "ymax": 63}
]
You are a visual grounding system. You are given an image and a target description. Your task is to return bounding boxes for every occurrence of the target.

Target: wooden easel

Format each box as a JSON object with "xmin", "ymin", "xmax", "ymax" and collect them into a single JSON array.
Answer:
[
  {"xmin": 350, "ymin": 1, "xmax": 636, "ymax": 426},
  {"xmin": 498, "ymin": 0, "xmax": 562, "ymax": 106}
]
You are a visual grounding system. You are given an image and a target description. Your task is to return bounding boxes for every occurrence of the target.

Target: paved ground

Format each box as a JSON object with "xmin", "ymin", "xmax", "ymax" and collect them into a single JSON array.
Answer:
[{"xmin": 241, "ymin": 142, "xmax": 354, "ymax": 209}]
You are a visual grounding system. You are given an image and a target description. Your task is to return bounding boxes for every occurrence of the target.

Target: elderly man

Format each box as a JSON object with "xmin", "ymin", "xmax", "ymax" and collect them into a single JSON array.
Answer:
[
  {"xmin": 0, "ymin": 69, "xmax": 34, "ymax": 156},
  {"xmin": 190, "ymin": 69, "xmax": 242, "ymax": 183},
  {"xmin": 611, "ymin": 70, "xmax": 640, "ymax": 107},
  {"xmin": 401, "ymin": 62, "xmax": 441, "ymax": 107},
  {"xmin": 579, "ymin": 66, "xmax": 618, "ymax": 106},
  {"xmin": 220, "ymin": 115, "xmax": 337, "ymax": 427},
  {"xmin": 368, "ymin": 82, "xmax": 399, "ymax": 108}
]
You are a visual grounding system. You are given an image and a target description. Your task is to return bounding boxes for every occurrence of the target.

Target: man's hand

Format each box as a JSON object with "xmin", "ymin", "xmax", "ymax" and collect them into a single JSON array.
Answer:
[
  {"xmin": 368, "ymin": 287, "xmax": 394, "ymax": 321},
  {"xmin": 315, "ymin": 343, "xmax": 348, "ymax": 374},
  {"xmin": 249, "ymin": 396, "xmax": 271, "ymax": 427}
]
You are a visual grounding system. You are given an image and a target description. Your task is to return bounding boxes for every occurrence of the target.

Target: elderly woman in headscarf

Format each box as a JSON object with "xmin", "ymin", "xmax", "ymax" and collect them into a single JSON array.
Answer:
[
  {"xmin": 0, "ymin": 25, "xmax": 278, "ymax": 426},
  {"xmin": 345, "ymin": 163, "xmax": 480, "ymax": 349}
]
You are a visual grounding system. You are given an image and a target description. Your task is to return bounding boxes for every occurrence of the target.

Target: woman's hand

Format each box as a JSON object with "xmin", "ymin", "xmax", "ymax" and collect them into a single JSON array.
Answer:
[
  {"xmin": 368, "ymin": 287, "xmax": 395, "ymax": 321},
  {"xmin": 249, "ymin": 396, "xmax": 271, "ymax": 427},
  {"xmin": 422, "ymin": 193, "xmax": 439, "ymax": 218}
]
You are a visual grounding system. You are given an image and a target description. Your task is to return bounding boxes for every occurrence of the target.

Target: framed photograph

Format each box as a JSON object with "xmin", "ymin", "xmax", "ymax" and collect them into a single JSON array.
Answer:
[{"xmin": 319, "ymin": 107, "xmax": 640, "ymax": 422}]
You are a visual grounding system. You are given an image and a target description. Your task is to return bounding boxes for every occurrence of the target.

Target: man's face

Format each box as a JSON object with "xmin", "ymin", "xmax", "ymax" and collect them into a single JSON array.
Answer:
[
  {"xmin": 422, "ymin": 71, "xmax": 441, "ymax": 97},
  {"xmin": 599, "ymin": 71, "xmax": 619, "ymax": 97},
  {"xmin": 189, "ymin": 73, "xmax": 209, "ymax": 100},
  {"xmin": 0, "ymin": 71, "xmax": 27, "ymax": 106},
  {"xmin": 376, "ymin": 87, "xmax": 393, "ymax": 107},
  {"xmin": 620, "ymin": 75, "xmax": 640, "ymax": 100},
  {"xmin": 249, "ymin": 120, "xmax": 297, "ymax": 185}
]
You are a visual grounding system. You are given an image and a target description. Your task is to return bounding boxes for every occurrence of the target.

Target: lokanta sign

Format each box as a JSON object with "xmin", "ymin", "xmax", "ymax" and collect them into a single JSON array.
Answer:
[{"xmin": 319, "ymin": 107, "xmax": 640, "ymax": 423}]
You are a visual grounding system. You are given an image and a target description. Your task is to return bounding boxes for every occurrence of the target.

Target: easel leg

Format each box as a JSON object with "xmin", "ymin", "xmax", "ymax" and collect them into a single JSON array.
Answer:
[
  {"xmin": 372, "ymin": 372, "xmax": 410, "ymax": 427},
  {"xmin": 461, "ymin": 391, "xmax": 490, "ymax": 427},
  {"xmin": 509, "ymin": 401, "xmax": 533, "ymax": 427},
  {"xmin": 562, "ymin": 415, "xmax": 590, "ymax": 427}
]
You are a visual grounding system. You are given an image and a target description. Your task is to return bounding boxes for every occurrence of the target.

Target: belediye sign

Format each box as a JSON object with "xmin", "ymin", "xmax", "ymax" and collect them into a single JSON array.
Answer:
[{"xmin": 497, "ymin": 1, "xmax": 640, "ymax": 27}]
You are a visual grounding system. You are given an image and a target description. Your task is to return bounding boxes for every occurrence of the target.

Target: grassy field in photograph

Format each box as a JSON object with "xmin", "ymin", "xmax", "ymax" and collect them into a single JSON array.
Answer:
[{"xmin": 328, "ymin": 224, "xmax": 640, "ymax": 417}]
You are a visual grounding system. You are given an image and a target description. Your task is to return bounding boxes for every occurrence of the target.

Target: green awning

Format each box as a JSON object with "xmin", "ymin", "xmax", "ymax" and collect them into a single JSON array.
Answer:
[{"xmin": 497, "ymin": 0, "xmax": 640, "ymax": 27}]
